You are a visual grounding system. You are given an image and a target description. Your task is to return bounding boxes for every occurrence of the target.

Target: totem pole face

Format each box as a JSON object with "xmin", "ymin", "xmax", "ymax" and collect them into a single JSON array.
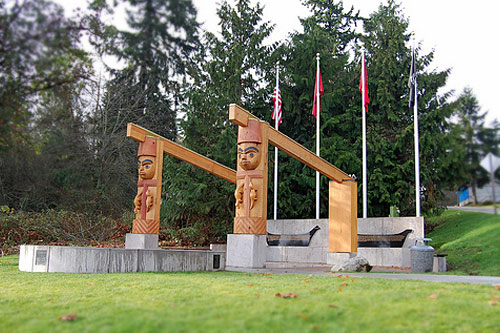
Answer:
[
  {"xmin": 138, "ymin": 156, "xmax": 156, "ymax": 180},
  {"xmin": 238, "ymin": 143, "xmax": 261, "ymax": 171}
]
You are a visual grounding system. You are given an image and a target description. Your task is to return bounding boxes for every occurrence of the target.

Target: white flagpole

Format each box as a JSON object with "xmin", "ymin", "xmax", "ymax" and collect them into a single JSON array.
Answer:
[
  {"xmin": 413, "ymin": 46, "xmax": 421, "ymax": 217},
  {"xmin": 316, "ymin": 53, "xmax": 320, "ymax": 219},
  {"xmin": 361, "ymin": 50, "xmax": 368, "ymax": 219},
  {"xmin": 273, "ymin": 61, "xmax": 280, "ymax": 220}
]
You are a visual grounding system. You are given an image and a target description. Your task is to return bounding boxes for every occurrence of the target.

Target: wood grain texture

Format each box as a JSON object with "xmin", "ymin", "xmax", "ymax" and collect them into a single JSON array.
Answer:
[
  {"xmin": 227, "ymin": 104, "xmax": 352, "ymax": 183},
  {"xmin": 127, "ymin": 123, "xmax": 236, "ymax": 184},
  {"xmin": 329, "ymin": 180, "xmax": 358, "ymax": 252}
]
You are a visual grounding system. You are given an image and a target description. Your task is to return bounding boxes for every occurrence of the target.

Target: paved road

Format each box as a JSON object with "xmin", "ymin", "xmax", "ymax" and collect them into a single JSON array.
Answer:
[
  {"xmin": 226, "ymin": 266, "xmax": 500, "ymax": 285},
  {"xmin": 447, "ymin": 206, "xmax": 498, "ymax": 214}
]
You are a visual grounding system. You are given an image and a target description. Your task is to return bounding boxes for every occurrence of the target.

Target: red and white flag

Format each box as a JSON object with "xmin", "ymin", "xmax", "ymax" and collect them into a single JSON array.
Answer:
[
  {"xmin": 359, "ymin": 52, "xmax": 369, "ymax": 112},
  {"xmin": 312, "ymin": 69, "xmax": 324, "ymax": 118},
  {"xmin": 272, "ymin": 84, "xmax": 282, "ymax": 127}
]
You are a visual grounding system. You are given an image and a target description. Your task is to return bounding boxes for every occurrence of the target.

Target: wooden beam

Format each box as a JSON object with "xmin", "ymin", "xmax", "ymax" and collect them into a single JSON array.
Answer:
[
  {"xmin": 268, "ymin": 127, "xmax": 351, "ymax": 183},
  {"xmin": 127, "ymin": 123, "xmax": 237, "ymax": 184},
  {"xmin": 228, "ymin": 105, "xmax": 353, "ymax": 183},
  {"xmin": 229, "ymin": 104, "xmax": 249, "ymax": 127}
]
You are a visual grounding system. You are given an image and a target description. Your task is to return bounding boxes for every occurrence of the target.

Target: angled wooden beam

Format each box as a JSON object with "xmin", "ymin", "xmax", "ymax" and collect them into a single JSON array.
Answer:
[
  {"xmin": 127, "ymin": 123, "xmax": 237, "ymax": 184},
  {"xmin": 228, "ymin": 104, "xmax": 353, "ymax": 183},
  {"xmin": 267, "ymin": 127, "xmax": 351, "ymax": 183}
]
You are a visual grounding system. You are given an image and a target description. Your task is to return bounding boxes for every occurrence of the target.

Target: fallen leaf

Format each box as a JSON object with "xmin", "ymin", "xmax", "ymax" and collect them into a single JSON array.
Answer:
[
  {"xmin": 312, "ymin": 287, "xmax": 318, "ymax": 291},
  {"xmin": 266, "ymin": 277, "xmax": 273, "ymax": 279},
  {"xmin": 428, "ymin": 294, "xmax": 439, "ymax": 299},
  {"xmin": 477, "ymin": 251, "xmax": 482, "ymax": 254},
  {"xmin": 7, "ymin": 262, "xmax": 11, "ymax": 265},
  {"xmin": 88, "ymin": 282, "xmax": 95, "ymax": 286},
  {"xmin": 297, "ymin": 313, "xmax": 309, "ymax": 319},
  {"xmin": 492, "ymin": 295, "xmax": 500, "ymax": 299},
  {"xmin": 495, "ymin": 285, "xmax": 500, "ymax": 290},
  {"xmin": 312, "ymin": 325, "xmax": 319, "ymax": 330},
  {"xmin": 302, "ymin": 279, "xmax": 310, "ymax": 283},
  {"xmin": 47, "ymin": 298, "xmax": 52, "ymax": 302},
  {"xmin": 488, "ymin": 301, "xmax": 498, "ymax": 306},
  {"xmin": 59, "ymin": 314, "xmax": 77, "ymax": 321},
  {"xmin": 342, "ymin": 283, "xmax": 349, "ymax": 287},
  {"xmin": 247, "ymin": 284, "xmax": 254, "ymax": 287},
  {"xmin": 275, "ymin": 293, "xmax": 298, "ymax": 299},
  {"xmin": 255, "ymin": 292, "xmax": 261, "ymax": 297},
  {"xmin": 169, "ymin": 304, "xmax": 176, "ymax": 308},
  {"xmin": 328, "ymin": 304, "xmax": 337, "ymax": 308},
  {"xmin": 338, "ymin": 287, "xmax": 342, "ymax": 293},
  {"xmin": 342, "ymin": 275, "xmax": 350, "ymax": 279}
]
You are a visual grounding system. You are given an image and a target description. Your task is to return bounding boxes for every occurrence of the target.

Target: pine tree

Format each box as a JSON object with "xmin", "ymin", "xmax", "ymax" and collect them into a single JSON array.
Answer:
[
  {"xmin": 361, "ymin": 0, "xmax": 459, "ymax": 216},
  {"xmin": 110, "ymin": 0, "xmax": 201, "ymax": 139},
  {"xmin": 274, "ymin": 0, "xmax": 359, "ymax": 218},
  {"xmin": 455, "ymin": 87, "xmax": 495, "ymax": 205},
  {"xmin": 161, "ymin": 0, "xmax": 276, "ymax": 241}
]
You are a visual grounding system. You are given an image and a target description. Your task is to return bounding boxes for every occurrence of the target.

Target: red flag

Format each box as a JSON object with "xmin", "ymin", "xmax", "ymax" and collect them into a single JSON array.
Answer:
[
  {"xmin": 271, "ymin": 85, "xmax": 282, "ymax": 126},
  {"xmin": 312, "ymin": 69, "xmax": 323, "ymax": 118},
  {"xmin": 359, "ymin": 53, "xmax": 369, "ymax": 112}
]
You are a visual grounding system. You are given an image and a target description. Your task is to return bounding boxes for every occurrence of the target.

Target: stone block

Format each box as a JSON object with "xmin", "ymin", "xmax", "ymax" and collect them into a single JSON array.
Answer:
[
  {"xmin": 108, "ymin": 249, "xmax": 138, "ymax": 273},
  {"xmin": 125, "ymin": 233, "xmax": 158, "ymax": 250},
  {"xmin": 433, "ymin": 255, "xmax": 447, "ymax": 272},
  {"xmin": 226, "ymin": 234, "xmax": 266, "ymax": 268},
  {"xmin": 210, "ymin": 244, "xmax": 227, "ymax": 252},
  {"xmin": 327, "ymin": 252, "xmax": 356, "ymax": 266},
  {"xmin": 48, "ymin": 246, "xmax": 110, "ymax": 273},
  {"xmin": 286, "ymin": 246, "xmax": 327, "ymax": 263}
]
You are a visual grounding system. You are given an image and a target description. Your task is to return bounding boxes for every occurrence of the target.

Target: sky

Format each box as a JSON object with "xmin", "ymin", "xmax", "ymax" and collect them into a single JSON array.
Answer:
[
  {"xmin": 193, "ymin": 0, "xmax": 499, "ymax": 126},
  {"xmin": 58, "ymin": 0, "xmax": 499, "ymax": 126}
]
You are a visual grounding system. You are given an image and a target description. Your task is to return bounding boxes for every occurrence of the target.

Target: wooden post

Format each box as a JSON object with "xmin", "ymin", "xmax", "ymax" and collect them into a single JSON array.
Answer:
[
  {"xmin": 329, "ymin": 180, "xmax": 358, "ymax": 252},
  {"xmin": 233, "ymin": 119, "xmax": 269, "ymax": 234},
  {"xmin": 132, "ymin": 136, "xmax": 163, "ymax": 234}
]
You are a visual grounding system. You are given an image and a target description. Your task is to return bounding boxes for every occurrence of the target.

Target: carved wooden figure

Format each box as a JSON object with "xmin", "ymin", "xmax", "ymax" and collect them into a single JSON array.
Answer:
[
  {"xmin": 133, "ymin": 136, "xmax": 164, "ymax": 234},
  {"xmin": 234, "ymin": 119, "xmax": 268, "ymax": 234}
]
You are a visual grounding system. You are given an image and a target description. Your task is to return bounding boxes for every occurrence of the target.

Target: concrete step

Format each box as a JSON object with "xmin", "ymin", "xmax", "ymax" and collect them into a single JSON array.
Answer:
[{"xmin": 265, "ymin": 261, "xmax": 331, "ymax": 269}]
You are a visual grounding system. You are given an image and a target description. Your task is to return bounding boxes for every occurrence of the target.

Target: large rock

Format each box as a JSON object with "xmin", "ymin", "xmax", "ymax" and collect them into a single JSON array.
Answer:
[{"xmin": 331, "ymin": 255, "xmax": 372, "ymax": 272}]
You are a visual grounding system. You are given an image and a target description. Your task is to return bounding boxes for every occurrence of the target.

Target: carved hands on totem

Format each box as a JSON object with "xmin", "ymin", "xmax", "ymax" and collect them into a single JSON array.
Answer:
[
  {"xmin": 134, "ymin": 188, "xmax": 153, "ymax": 214},
  {"xmin": 234, "ymin": 180, "xmax": 257, "ymax": 210}
]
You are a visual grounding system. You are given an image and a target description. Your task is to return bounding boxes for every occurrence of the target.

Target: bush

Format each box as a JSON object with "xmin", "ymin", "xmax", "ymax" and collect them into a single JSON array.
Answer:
[{"xmin": 0, "ymin": 208, "xmax": 132, "ymax": 255}]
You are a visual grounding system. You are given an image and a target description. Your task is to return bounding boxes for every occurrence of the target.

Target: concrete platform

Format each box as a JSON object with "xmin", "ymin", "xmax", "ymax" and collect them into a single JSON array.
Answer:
[
  {"xmin": 267, "ymin": 217, "xmax": 424, "ymax": 268},
  {"xmin": 19, "ymin": 245, "xmax": 225, "ymax": 273}
]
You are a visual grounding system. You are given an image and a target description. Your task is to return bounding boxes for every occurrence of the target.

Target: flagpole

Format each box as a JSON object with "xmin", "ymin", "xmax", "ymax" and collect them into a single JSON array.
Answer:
[
  {"xmin": 273, "ymin": 61, "xmax": 280, "ymax": 220},
  {"xmin": 413, "ymin": 46, "xmax": 421, "ymax": 217},
  {"xmin": 316, "ymin": 53, "xmax": 320, "ymax": 219},
  {"xmin": 361, "ymin": 50, "xmax": 368, "ymax": 219}
]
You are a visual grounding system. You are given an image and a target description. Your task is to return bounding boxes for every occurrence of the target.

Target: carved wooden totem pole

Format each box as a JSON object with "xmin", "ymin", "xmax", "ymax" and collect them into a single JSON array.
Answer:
[
  {"xmin": 133, "ymin": 136, "xmax": 164, "ymax": 234},
  {"xmin": 234, "ymin": 119, "xmax": 268, "ymax": 234}
]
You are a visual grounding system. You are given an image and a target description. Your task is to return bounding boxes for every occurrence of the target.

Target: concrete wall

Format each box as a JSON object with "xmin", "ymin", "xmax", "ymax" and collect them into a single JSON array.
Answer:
[
  {"xmin": 19, "ymin": 245, "xmax": 225, "ymax": 273},
  {"xmin": 266, "ymin": 217, "xmax": 424, "ymax": 268}
]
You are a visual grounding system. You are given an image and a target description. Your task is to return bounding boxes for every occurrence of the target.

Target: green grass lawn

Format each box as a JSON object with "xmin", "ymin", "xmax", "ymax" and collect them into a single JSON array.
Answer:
[
  {"xmin": 1, "ymin": 255, "xmax": 500, "ymax": 332},
  {"xmin": 427, "ymin": 210, "xmax": 500, "ymax": 276}
]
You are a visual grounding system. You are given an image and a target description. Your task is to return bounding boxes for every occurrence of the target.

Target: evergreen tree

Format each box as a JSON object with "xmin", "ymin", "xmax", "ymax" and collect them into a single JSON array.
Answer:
[
  {"xmin": 455, "ymin": 87, "xmax": 496, "ymax": 205},
  {"xmin": 161, "ymin": 0, "xmax": 276, "ymax": 241},
  {"xmin": 111, "ymin": 0, "xmax": 201, "ymax": 139},
  {"xmin": 361, "ymin": 0, "xmax": 459, "ymax": 216},
  {"xmin": 275, "ymin": 0, "xmax": 359, "ymax": 218}
]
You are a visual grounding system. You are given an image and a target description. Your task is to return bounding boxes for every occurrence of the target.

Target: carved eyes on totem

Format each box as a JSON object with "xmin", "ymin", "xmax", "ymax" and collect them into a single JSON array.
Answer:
[
  {"xmin": 238, "ymin": 146, "xmax": 259, "ymax": 159},
  {"xmin": 138, "ymin": 160, "xmax": 153, "ymax": 169}
]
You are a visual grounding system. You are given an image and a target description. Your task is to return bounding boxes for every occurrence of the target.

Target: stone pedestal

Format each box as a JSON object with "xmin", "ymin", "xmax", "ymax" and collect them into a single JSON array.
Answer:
[
  {"xmin": 327, "ymin": 252, "xmax": 356, "ymax": 267},
  {"xmin": 226, "ymin": 234, "xmax": 266, "ymax": 268},
  {"xmin": 125, "ymin": 233, "xmax": 158, "ymax": 250}
]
